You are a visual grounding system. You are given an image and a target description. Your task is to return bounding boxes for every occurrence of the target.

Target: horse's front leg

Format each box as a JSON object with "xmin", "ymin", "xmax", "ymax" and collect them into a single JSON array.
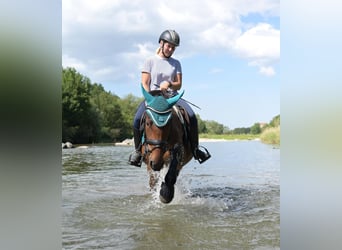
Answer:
[
  {"xmin": 159, "ymin": 146, "xmax": 181, "ymax": 203},
  {"xmin": 147, "ymin": 167, "xmax": 158, "ymax": 191},
  {"xmin": 144, "ymin": 145, "xmax": 159, "ymax": 191}
]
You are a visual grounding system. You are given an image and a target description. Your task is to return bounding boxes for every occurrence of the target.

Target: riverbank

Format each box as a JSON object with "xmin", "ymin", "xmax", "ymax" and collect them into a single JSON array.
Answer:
[
  {"xmin": 199, "ymin": 137, "xmax": 260, "ymax": 142},
  {"xmin": 64, "ymin": 132, "xmax": 278, "ymax": 148},
  {"xmin": 199, "ymin": 133, "xmax": 260, "ymax": 141}
]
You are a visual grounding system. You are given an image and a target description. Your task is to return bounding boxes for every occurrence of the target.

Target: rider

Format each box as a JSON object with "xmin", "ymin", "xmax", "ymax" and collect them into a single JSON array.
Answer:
[{"xmin": 128, "ymin": 29, "xmax": 211, "ymax": 167}]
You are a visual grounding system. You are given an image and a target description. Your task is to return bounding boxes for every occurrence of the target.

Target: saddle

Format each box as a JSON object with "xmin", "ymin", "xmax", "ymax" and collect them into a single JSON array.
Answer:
[{"xmin": 173, "ymin": 105, "xmax": 191, "ymax": 143}]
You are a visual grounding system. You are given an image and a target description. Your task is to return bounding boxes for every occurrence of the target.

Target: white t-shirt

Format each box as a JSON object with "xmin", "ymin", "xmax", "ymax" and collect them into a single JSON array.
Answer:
[{"xmin": 142, "ymin": 54, "xmax": 182, "ymax": 94}]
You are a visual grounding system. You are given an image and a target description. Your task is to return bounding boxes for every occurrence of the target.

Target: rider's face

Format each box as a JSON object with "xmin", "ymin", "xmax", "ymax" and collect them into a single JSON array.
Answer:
[{"xmin": 162, "ymin": 42, "xmax": 176, "ymax": 57}]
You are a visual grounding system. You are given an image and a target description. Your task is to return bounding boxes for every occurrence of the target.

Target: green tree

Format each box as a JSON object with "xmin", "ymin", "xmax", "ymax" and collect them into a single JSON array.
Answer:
[
  {"xmin": 269, "ymin": 114, "xmax": 280, "ymax": 127},
  {"xmin": 196, "ymin": 114, "xmax": 207, "ymax": 133},
  {"xmin": 250, "ymin": 123, "xmax": 261, "ymax": 134},
  {"xmin": 89, "ymin": 83, "xmax": 130, "ymax": 142},
  {"xmin": 119, "ymin": 94, "xmax": 144, "ymax": 138},
  {"xmin": 205, "ymin": 120, "xmax": 224, "ymax": 134},
  {"xmin": 232, "ymin": 127, "xmax": 250, "ymax": 134},
  {"xmin": 62, "ymin": 67, "xmax": 100, "ymax": 143},
  {"xmin": 223, "ymin": 126, "xmax": 230, "ymax": 134}
]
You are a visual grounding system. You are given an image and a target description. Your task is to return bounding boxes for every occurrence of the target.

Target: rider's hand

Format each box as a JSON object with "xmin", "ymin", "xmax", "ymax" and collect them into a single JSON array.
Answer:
[{"xmin": 160, "ymin": 81, "xmax": 172, "ymax": 92}]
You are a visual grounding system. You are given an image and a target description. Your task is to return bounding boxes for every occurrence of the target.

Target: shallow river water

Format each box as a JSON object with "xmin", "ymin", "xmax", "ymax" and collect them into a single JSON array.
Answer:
[{"xmin": 62, "ymin": 140, "xmax": 279, "ymax": 250}]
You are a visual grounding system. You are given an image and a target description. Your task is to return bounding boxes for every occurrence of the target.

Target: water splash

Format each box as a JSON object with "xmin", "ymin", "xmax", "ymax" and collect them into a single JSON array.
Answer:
[{"xmin": 147, "ymin": 166, "xmax": 230, "ymax": 212}]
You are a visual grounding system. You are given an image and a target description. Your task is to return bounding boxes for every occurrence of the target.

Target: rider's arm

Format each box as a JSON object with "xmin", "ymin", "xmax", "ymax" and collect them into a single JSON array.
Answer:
[
  {"xmin": 141, "ymin": 72, "xmax": 151, "ymax": 92},
  {"xmin": 160, "ymin": 73, "xmax": 182, "ymax": 91},
  {"xmin": 170, "ymin": 73, "xmax": 182, "ymax": 90}
]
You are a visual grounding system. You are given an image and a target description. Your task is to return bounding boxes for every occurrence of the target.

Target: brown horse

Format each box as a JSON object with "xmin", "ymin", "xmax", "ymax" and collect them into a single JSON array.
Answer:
[{"xmin": 140, "ymin": 86, "xmax": 193, "ymax": 203}]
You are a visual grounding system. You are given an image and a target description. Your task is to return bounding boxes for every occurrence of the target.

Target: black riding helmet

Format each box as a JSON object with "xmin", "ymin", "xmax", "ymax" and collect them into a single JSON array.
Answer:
[{"xmin": 158, "ymin": 30, "xmax": 180, "ymax": 47}]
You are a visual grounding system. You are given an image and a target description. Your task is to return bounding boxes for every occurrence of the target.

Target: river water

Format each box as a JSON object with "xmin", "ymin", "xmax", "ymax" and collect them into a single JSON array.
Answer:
[{"xmin": 62, "ymin": 140, "xmax": 279, "ymax": 250}]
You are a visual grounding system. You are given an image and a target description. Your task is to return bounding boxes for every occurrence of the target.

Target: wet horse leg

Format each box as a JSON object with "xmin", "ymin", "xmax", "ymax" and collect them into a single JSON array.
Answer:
[
  {"xmin": 159, "ymin": 147, "xmax": 180, "ymax": 203},
  {"xmin": 148, "ymin": 167, "xmax": 158, "ymax": 191}
]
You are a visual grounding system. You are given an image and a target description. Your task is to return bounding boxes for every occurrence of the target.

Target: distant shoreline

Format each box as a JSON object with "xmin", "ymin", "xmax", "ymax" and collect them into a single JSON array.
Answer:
[
  {"xmin": 63, "ymin": 137, "xmax": 262, "ymax": 148},
  {"xmin": 199, "ymin": 138, "xmax": 227, "ymax": 142},
  {"xmin": 199, "ymin": 138, "xmax": 260, "ymax": 142}
]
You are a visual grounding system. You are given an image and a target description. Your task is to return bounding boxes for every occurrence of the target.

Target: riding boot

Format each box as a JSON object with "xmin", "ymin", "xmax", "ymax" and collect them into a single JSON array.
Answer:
[
  {"xmin": 189, "ymin": 118, "xmax": 211, "ymax": 164},
  {"xmin": 128, "ymin": 128, "xmax": 142, "ymax": 167}
]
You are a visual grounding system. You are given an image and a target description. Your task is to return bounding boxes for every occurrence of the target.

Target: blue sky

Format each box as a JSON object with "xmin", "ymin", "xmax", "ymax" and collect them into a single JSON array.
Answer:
[{"xmin": 62, "ymin": 0, "xmax": 279, "ymax": 129}]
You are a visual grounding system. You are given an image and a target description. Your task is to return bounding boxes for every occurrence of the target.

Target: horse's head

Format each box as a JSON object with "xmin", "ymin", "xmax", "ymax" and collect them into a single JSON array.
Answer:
[{"xmin": 141, "ymin": 85, "xmax": 184, "ymax": 171}]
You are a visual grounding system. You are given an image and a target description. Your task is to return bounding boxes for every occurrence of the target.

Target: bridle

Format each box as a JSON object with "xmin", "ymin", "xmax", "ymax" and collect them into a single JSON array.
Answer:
[
  {"xmin": 140, "ymin": 87, "xmax": 187, "ymax": 170},
  {"xmin": 142, "ymin": 110, "xmax": 171, "ymax": 157},
  {"xmin": 142, "ymin": 106, "xmax": 186, "ymax": 168}
]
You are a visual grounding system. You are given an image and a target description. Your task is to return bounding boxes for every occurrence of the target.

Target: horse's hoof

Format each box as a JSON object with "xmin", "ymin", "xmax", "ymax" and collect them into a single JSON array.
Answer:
[{"xmin": 159, "ymin": 182, "xmax": 174, "ymax": 204}]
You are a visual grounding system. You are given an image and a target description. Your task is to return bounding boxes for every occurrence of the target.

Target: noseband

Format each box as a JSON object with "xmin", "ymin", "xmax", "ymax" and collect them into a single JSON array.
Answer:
[
  {"xmin": 145, "ymin": 138, "xmax": 168, "ymax": 147},
  {"xmin": 144, "ymin": 138, "xmax": 168, "ymax": 155}
]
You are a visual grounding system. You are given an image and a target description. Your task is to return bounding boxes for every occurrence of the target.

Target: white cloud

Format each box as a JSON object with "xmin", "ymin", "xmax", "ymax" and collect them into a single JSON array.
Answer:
[
  {"xmin": 198, "ymin": 22, "xmax": 240, "ymax": 49},
  {"xmin": 234, "ymin": 23, "xmax": 280, "ymax": 76},
  {"xmin": 234, "ymin": 23, "xmax": 279, "ymax": 59},
  {"xmin": 119, "ymin": 42, "xmax": 155, "ymax": 75},
  {"xmin": 62, "ymin": 0, "xmax": 280, "ymax": 84},
  {"xmin": 62, "ymin": 54, "xmax": 87, "ymax": 71}
]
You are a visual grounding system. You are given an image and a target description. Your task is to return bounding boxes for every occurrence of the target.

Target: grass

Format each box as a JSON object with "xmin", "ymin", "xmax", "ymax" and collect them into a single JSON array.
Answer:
[
  {"xmin": 259, "ymin": 126, "xmax": 280, "ymax": 145},
  {"xmin": 200, "ymin": 127, "xmax": 280, "ymax": 146},
  {"xmin": 199, "ymin": 133, "xmax": 260, "ymax": 141}
]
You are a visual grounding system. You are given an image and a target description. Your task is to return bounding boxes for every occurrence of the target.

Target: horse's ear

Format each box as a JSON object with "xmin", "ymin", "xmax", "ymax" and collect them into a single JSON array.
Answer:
[
  {"xmin": 141, "ymin": 84, "xmax": 154, "ymax": 104},
  {"xmin": 167, "ymin": 90, "xmax": 185, "ymax": 106}
]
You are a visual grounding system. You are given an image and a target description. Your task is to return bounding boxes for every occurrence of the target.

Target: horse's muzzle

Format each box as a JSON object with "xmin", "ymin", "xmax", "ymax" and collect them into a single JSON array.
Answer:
[{"xmin": 149, "ymin": 159, "xmax": 164, "ymax": 171}]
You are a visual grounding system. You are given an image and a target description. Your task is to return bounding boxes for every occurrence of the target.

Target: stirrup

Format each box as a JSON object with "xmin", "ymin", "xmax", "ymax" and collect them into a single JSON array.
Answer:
[
  {"xmin": 195, "ymin": 146, "xmax": 211, "ymax": 164},
  {"xmin": 128, "ymin": 150, "xmax": 142, "ymax": 167}
]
